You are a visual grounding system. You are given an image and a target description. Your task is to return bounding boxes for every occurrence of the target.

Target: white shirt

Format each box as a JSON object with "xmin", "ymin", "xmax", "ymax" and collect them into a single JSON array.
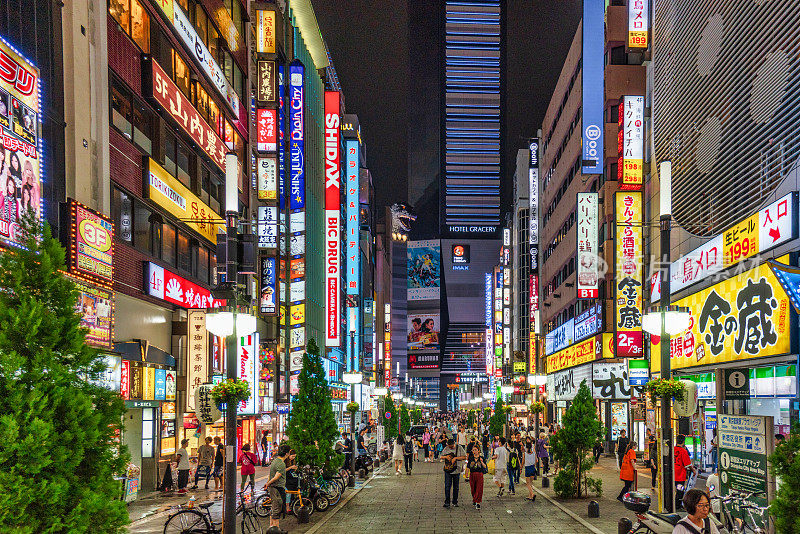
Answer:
[
  {"xmin": 672, "ymin": 518, "xmax": 719, "ymax": 534},
  {"xmin": 494, "ymin": 445, "xmax": 508, "ymax": 467},
  {"xmin": 457, "ymin": 431, "xmax": 466, "ymax": 446},
  {"xmin": 706, "ymin": 473, "xmax": 720, "ymax": 514},
  {"xmin": 524, "ymin": 450, "xmax": 537, "ymax": 467},
  {"xmin": 176, "ymin": 448, "xmax": 190, "ymax": 470}
]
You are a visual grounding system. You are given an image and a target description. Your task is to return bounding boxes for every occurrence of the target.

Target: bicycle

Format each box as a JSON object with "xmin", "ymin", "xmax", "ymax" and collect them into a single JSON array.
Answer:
[
  {"xmin": 716, "ymin": 491, "xmax": 769, "ymax": 534},
  {"xmin": 254, "ymin": 468, "xmax": 315, "ymax": 519},
  {"xmin": 163, "ymin": 489, "xmax": 262, "ymax": 534}
]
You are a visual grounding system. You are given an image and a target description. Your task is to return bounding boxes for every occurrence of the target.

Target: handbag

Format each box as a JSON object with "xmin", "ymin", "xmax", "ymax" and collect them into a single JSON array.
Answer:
[{"xmin": 486, "ymin": 458, "xmax": 495, "ymax": 474}]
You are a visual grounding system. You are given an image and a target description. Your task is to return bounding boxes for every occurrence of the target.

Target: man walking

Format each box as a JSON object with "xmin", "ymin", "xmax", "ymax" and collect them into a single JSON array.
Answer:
[
  {"xmin": 175, "ymin": 439, "xmax": 191, "ymax": 493},
  {"xmin": 264, "ymin": 444, "xmax": 290, "ymax": 534},
  {"xmin": 191, "ymin": 436, "xmax": 215, "ymax": 489},
  {"xmin": 616, "ymin": 429, "xmax": 630, "ymax": 469},
  {"xmin": 492, "ymin": 437, "xmax": 509, "ymax": 496},
  {"xmin": 441, "ymin": 438, "xmax": 466, "ymax": 508}
]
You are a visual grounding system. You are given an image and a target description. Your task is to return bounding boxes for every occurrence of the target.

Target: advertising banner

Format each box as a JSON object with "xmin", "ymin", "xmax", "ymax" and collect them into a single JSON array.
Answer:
[
  {"xmin": 146, "ymin": 262, "xmax": 224, "ymax": 308},
  {"xmin": 74, "ymin": 280, "xmax": 113, "ymax": 349},
  {"xmin": 592, "ymin": 361, "xmax": 631, "ymax": 399},
  {"xmin": 529, "ymin": 274, "xmax": 538, "ymax": 333},
  {"xmin": 324, "ymin": 91, "xmax": 341, "ymax": 347},
  {"xmin": 237, "ymin": 333, "xmax": 259, "ymax": 415},
  {"xmin": 408, "ymin": 352, "xmax": 439, "ymax": 371},
  {"xmin": 574, "ymin": 303, "xmax": 602, "ymax": 342},
  {"xmin": 615, "ymin": 191, "xmax": 643, "ymax": 358},
  {"xmin": 257, "ymin": 206, "xmax": 277, "ymax": 249},
  {"xmin": 581, "ymin": 0, "xmax": 604, "ymax": 174},
  {"xmin": 618, "ymin": 96, "xmax": 644, "ymax": 190},
  {"xmin": 407, "ymin": 313, "xmax": 440, "ymax": 351},
  {"xmin": 546, "ymin": 318, "xmax": 574, "ymax": 355},
  {"xmin": 345, "ymin": 138, "xmax": 360, "ymax": 296},
  {"xmin": 70, "ymin": 200, "xmax": 113, "ymax": 285},
  {"xmin": 145, "ymin": 158, "xmax": 223, "ymax": 243},
  {"xmin": 257, "ymin": 157, "xmax": 277, "ymax": 200},
  {"xmin": 546, "ymin": 335, "xmax": 600, "ymax": 374},
  {"xmin": 671, "ymin": 192, "xmax": 797, "ymax": 294},
  {"xmin": 186, "ymin": 309, "xmax": 208, "ymax": 411},
  {"xmin": 256, "ymin": 10, "xmax": 276, "ymax": 53},
  {"xmin": 278, "ymin": 65, "xmax": 286, "ymax": 210},
  {"xmin": 577, "ymin": 192, "xmax": 599, "ymax": 298},
  {"xmin": 627, "ymin": 0, "xmax": 649, "ymax": 48},
  {"xmin": 549, "ymin": 364, "xmax": 592, "ymax": 401},
  {"xmin": 666, "ymin": 256, "xmax": 791, "ymax": 370},
  {"xmin": 256, "ymin": 108, "xmax": 277, "ymax": 152},
  {"xmin": 0, "ymin": 36, "xmax": 41, "ymax": 248},
  {"xmin": 529, "ymin": 138, "xmax": 539, "ymax": 248},
  {"xmin": 259, "ymin": 256, "xmax": 277, "ymax": 315},
  {"xmin": 289, "ymin": 62, "xmax": 305, "ymax": 210},
  {"xmin": 407, "ymin": 240, "xmax": 441, "ymax": 301},
  {"xmin": 146, "ymin": 59, "xmax": 226, "ymax": 170},
  {"xmin": 256, "ymin": 60, "xmax": 276, "ymax": 103}
]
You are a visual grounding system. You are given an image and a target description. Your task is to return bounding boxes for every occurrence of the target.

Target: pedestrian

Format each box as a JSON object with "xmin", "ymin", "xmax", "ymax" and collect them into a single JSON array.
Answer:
[
  {"xmin": 673, "ymin": 489, "xmax": 719, "ymax": 534},
  {"xmin": 523, "ymin": 439, "xmax": 539, "ymax": 502},
  {"xmin": 342, "ymin": 432, "xmax": 353, "ymax": 473},
  {"xmin": 617, "ymin": 441, "xmax": 637, "ymax": 502},
  {"xmin": 213, "ymin": 436, "xmax": 224, "ymax": 490},
  {"xmin": 492, "ymin": 437, "xmax": 509, "ymax": 496},
  {"xmin": 457, "ymin": 425, "xmax": 467, "ymax": 448},
  {"xmin": 423, "ymin": 428, "xmax": 431, "ymax": 462},
  {"xmin": 481, "ymin": 430, "xmax": 490, "ymax": 460},
  {"xmin": 616, "ymin": 429, "xmax": 630, "ymax": 469},
  {"xmin": 674, "ymin": 434, "xmax": 696, "ymax": 509},
  {"xmin": 506, "ymin": 436, "xmax": 520, "ymax": 495},
  {"xmin": 441, "ymin": 438, "xmax": 466, "ymax": 508},
  {"xmin": 536, "ymin": 432, "xmax": 550, "ymax": 475},
  {"xmin": 710, "ymin": 430, "xmax": 718, "ymax": 471},
  {"xmin": 648, "ymin": 431, "xmax": 658, "ymax": 490},
  {"xmin": 175, "ymin": 439, "xmax": 191, "ymax": 493},
  {"xmin": 264, "ymin": 444, "xmax": 290, "ymax": 534},
  {"xmin": 403, "ymin": 433, "xmax": 414, "ymax": 474},
  {"xmin": 261, "ymin": 431, "xmax": 270, "ymax": 464},
  {"xmin": 706, "ymin": 467, "xmax": 720, "ymax": 521},
  {"xmin": 191, "ymin": 436, "xmax": 215, "ymax": 489},
  {"xmin": 467, "ymin": 443, "xmax": 487, "ymax": 509},
  {"xmin": 239, "ymin": 443, "xmax": 259, "ymax": 494},
  {"xmin": 393, "ymin": 435, "xmax": 405, "ymax": 475},
  {"xmin": 593, "ymin": 438, "xmax": 604, "ymax": 464}
]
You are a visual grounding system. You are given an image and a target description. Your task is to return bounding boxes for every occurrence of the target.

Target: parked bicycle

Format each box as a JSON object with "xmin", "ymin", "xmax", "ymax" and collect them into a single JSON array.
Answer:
[
  {"xmin": 254, "ymin": 466, "xmax": 322, "ymax": 518},
  {"xmin": 715, "ymin": 491, "xmax": 769, "ymax": 534},
  {"xmin": 163, "ymin": 489, "xmax": 261, "ymax": 534}
]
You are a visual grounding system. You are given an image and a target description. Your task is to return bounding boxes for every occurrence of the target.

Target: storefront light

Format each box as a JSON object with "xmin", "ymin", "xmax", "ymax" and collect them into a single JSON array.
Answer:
[
  {"xmin": 205, "ymin": 308, "xmax": 257, "ymax": 337},
  {"xmin": 342, "ymin": 371, "xmax": 363, "ymax": 385},
  {"xmin": 374, "ymin": 386, "xmax": 388, "ymax": 396},
  {"xmin": 641, "ymin": 305, "xmax": 691, "ymax": 336}
]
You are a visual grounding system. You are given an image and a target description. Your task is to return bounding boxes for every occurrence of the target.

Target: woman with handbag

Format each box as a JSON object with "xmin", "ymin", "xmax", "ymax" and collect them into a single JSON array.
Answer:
[
  {"xmin": 467, "ymin": 443, "xmax": 487, "ymax": 509},
  {"xmin": 617, "ymin": 441, "xmax": 637, "ymax": 502}
]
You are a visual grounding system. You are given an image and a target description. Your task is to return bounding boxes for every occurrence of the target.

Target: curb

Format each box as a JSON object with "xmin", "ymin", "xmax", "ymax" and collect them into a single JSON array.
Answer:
[
  {"xmin": 531, "ymin": 485, "xmax": 610, "ymax": 534},
  {"xmin": 303, "ymin": 462, "xmax": 388, "ymax": 534}
]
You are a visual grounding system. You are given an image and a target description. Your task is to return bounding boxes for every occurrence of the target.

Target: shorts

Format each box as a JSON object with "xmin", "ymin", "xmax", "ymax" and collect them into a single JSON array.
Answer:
[
  {"xmin": 525, "ymin": 465, "xmax": 537, "ymax": 478},
  {"xmin": 213, "ymin": 465, "xmax": 223, "ymax": 477},
  {"xmin": 269, "ymin": 486, "xmax": 285, "ymax": 519},
  {"xmin": 493, "ymin": 468, "xmax": 506, "ymax": 483}
]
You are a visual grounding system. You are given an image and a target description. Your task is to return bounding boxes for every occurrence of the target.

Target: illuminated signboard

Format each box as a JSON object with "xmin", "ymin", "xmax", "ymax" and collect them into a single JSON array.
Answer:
[
  {"xmin": 289, "ymin": 62, "xmax": 305, "ymax": 210},
  {"xmin": 278, "ymin": 65, "xmax": 286, "ymax": 210},
  {"xmin": 0, "ymin": 36, "xmax": 41, "ymax": 248},
  {"xmin": 237, "ymin": 333, "xmax": 259, "ymax": 415},
  {"xmin": 529, "ymin": 139, "xmax": 539, "ymax": 255},
  {"xmin": 145, "ymin": 58, "xmax": 226, "ymax": 171},
  {"xmin": 485, "ymin": 272, "xmax": 493, "ymax": 374},
  {"xmin": 69, "ymin": 199, "xmax": 113, "ymax": 285},
  {"xmin": 577, "ymin": 192, "xmax": 599, "ymax": 298},
  {"xmin": 529, "ymin": 273, "xmax": 538, "ymax": 330},
  {"xmin": 74, "ymin": 280, "xmax": 113, "ymax": 349},
  {"xmin": 628, "ymin": 0, "xmax": 649, "ymax": 49},
  {"xmin": 493, "ymin": 267, "xmax": 503, "ymax": 373},
  {"xmin": 545, "ymin": 335, "xmax": 599, "ymax": 374},
  {"xmin": 582, "ymin": 0, "xmax": 604, "ymax": 174},
  {"xmin": 257, "ymin": 206, "xmax": 277, "ymax": 249},
  {"xmin": 546, "ymin": 319, "xmax": 575, "ymax": 355},
  {"xmin": 151, "ymin": 0, "xmax": 239, "ymax": 114},
  {"xmin": 256, "ymin": 10, "xmax": 276, "ymax": 53},
  {"xmin": 345, "ymin": 139, "xmax": 360, "ymax": 296},
  {"xmin": 145, "ymin": 159, "xmax": 223, "ymax": 243},
  {"xmin": 257, "ymin": 108, "xmax": 277, "ymax": 152},
  {"xmin": 324, "ymin": 91, "xmax": 341, "ymax": 347},
  {"xmin": 259, "ymin": 256, "xmax": 277, "ymax": 315},
  {"xmin": 186, "ymin": 309, "xmax": 207, "ymax": 410},
  {"xmin": 574, "ymin": 303, "xmax": 603, "ymax": 342},
  {"xmin": 615, "ymin": 192, "xmax": 643, "ymax": 358},
  {"xmin": 618, "ymin": 96, "xmax": 644, "ymax": 190},
  {"xmin": 670, "ymin": 192, "xmax": 797, "ymax": 294},
  {"xmin": 257, "ymin": 156, "xmax": 277, "ymax": 200},
  {"xmin": 452, "ymin": 244, "xmax": 470, "ymax": 265},
  {"xmin": 257, "ymin": 61, "xmax": 276, "ymax": 103},
  {"xmin": 146, "ymin": 262, "xmax": 223, "ymax": 308}
]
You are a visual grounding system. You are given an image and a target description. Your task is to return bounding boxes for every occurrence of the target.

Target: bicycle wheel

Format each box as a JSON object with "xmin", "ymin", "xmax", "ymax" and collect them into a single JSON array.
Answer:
[
  {"xmin": 163, "ymin": 509, "xmax": 211, "ymax": 534},
  {"xmin": 241, "ymin": 510, "xmax": 262, "ymax": 534},
  {"xmin": 313, "ymin": 493, "xmax": 330, "ymax": 512},
  {"xmin": 253, "ymin": 493, "xmax": 272, "ymax": 518},
  {"xmin": 291, "ymin": 496, "xmax": 314, "ymax": 517}
]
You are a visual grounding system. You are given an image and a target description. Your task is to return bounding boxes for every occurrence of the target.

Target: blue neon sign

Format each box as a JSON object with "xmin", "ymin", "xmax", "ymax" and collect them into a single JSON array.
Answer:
[
  {"xmin": 289, "ymin": 61, "xmax": 305, "ymax": 210},
  {"xmin": 582, "ymin": 0, "xmax": 604, "ymax": 174}
]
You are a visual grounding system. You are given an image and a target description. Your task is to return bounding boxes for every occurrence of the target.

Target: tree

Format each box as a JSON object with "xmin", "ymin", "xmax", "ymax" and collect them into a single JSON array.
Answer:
[
  {"xmin": 286, "ymin": 338, "xmax": 343, "ymax": 472},
  {"xmin": 0, "ymin": 215, "xmax": 129, "ymax": 533},
  {"xmin": 769, "ymin": 425, "xmax": 800, "ymax": 533},
  {"xmin": 467, "ymin": 409, "xmax": 476, "ymax": 429},
  {"xmin": 383, "ymin": 394, "xmax": 399, "ymax": 440},
  {"xmin": 489, "ymin": 398, "xmax": 508, "ymax": 437},
  {"xmin": 410, "ymin": 408, "xmax": 421, "ymax": 424},
  {"xmin": 400, "ymin": 403, "xmax": 411, "ymax": 435},
  {"xmin": 550, "ymin": 380, "xmax": 603, "ymax": 498}
]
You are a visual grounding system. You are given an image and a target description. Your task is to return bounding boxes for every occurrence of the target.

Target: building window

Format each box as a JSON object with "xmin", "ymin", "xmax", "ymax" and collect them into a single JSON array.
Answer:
[
  {"xmin": 111, "ymin": 187, "xmax": 134, "ymax": 243},
  {"xmin": 173, "ymin": 51, "xmax": 191, "ymax": 98},
  {"xmin": 177, "ymin": 232, "xmax": 191, "ymax": 273},
  {"xmin": 198, "ymin": 246, "xmax": 210, "ymax": 284},
  {"xmin": 162, "ymin": 223, "xmax": 177, "ymax": 266},
  {"xmin": 109, "ymin": 0, "xmax": 150, "ymax": 52},
  {"xmin": 134, "ymin": 202, "xmax": 152, "ymax": 254},
  {"xmin": 164, "ymin": 131, "xmax": 178, "ymax": 178},
  {"xmin": 110, "ymin": 79, "xmax": 132, "ymax": 140},
  {"xmin": 176, "ymin": 140, "xmax": 192, "ymax": 188},
  {"xmin": 132, "ymin": 100, "xmax": 153, "ymax": 154},
  {"xmin": 192, "ymin": 1, "xmax": 208, "ymax": 45}
]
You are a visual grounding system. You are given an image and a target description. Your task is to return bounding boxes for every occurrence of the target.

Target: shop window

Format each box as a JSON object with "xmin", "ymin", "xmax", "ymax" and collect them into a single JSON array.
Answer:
[
  {"xmin": 177, "ymin": 232, "xmax": 190, "ymax": 273},
  {"xmin": 173, "ymin": 51, "xmax": 191, "ymax": 98},
  {"xmin": 190, "ymin": 240, "xmax": 200, "ymax": 278},
  {"xmin": 133, "ymin": 202, "xmax": 152, "ymax": 254},
  {"xmin": 162, "ymin": 222, "xmax": 177, "ymax": 266},
  {"xmin": 109, "ymin": 0, "xmax": 150, "ymax": 52},
  {"xmin": 111, "ymin": 187, "xmax": 134, "ymax": 243},
  {"xmin": 164, "ymin": 131, "xmax": 178, "ymax": 178},
  {"xmin": 222, "ymin": 51, "xmax": 234, "ymax": 89},
  {"xmin": 110, "ymin": 79, "xmax": 132, "ymax": 139},
  {"xmin": 142, "ymin": 408, "xmax": 154, "ymax": 458},
  {"xmin": 208, "ymin": 25, "xmax": 219, "ymax": 66},
  {"xmin": 155, "ymin": 30, "xmax": 173, "ymax": 78},
  {"xmin": 132, "ymin": 100, "xmax": 153, "ymax": 154}
]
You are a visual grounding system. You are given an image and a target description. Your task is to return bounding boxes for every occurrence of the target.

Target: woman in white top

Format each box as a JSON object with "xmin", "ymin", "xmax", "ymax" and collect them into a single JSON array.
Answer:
[
  {"xmin": 523, "ymin": 439, "xmax": 538, "ymax": 502},
  {"xmin": 672, "ymin": 489, "xmax": 719, "ymax": 534},
  {"xmin": 393, "ymin": 435, "xmax": 405, "ymax": 475}
]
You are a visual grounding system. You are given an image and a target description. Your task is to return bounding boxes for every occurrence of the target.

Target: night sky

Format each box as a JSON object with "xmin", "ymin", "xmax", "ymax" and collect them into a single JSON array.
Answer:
[{"xmin": 314, "ymin": 0, "xmax": 582, "ymax": 217}]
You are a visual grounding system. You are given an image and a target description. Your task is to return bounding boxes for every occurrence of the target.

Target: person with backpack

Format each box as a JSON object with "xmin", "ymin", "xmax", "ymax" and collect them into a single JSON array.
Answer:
[
  {"xmin": 536, "ymin": 432, "xmax": 550, "ymax": 475},
  {"xmin": 673, "ymin": 489, "xmax": 719, "ymax": 534},
  {"xmin": 403, "ymin": 433, "xmax": 414, "ymax": 474},
  {"xmin": 506, "ymin": 436, "xmax": 520, "ymax": 495},
  {"xmin": 238, "ymin": 443, "xmax": 259, "ymax": 494},
  {"xmin": 674, "ymin": 434, "xmax": 697, "ymax": 508}
]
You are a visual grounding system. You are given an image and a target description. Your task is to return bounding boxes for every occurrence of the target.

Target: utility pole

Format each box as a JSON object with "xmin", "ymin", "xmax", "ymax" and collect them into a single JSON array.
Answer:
[{"xmin": 659, "ymin": 162, "xmax": 675, "ymax": 513}]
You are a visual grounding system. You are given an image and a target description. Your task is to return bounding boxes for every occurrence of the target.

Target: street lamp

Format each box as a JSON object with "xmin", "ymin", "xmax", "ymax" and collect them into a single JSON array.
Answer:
[
  {"xmin": 343, "ymin": 371, "xmax": 364, "ymax": 385},
  {"xmin": 642, "ymin": 305, "xmax": 691, "ymax": 336},
  {"xmin": 205, "ymin": 307, "xmax": 258, "ymax": 338},
  {"xmin": 392, "ymin": 392, "xmax": 402, "ymax": 400},
  {"xmin": 500, "ymin": 384, "xmax": 514, "ymax": 395},
  {"xmin": 373, "ymin": 386, "xmax": 388, "ymax": 396}
]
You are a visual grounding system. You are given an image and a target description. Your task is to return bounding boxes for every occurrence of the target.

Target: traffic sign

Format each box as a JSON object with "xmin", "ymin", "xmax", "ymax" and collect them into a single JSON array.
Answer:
[{"xmin": 724, "ymin": 368, "xmax": 750, "ymax": 399}]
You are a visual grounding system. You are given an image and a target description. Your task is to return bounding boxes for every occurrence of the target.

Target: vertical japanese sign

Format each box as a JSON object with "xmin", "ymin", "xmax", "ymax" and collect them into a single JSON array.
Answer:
[
  {"xmin": 529, "ymin": 138, "xmax": 539, "ymax": 259},
  {"xmin": 618, "ymin": 96, "xmax": 644, "ymax": 190},
  {"xmin": 256, "ymin": 10, "xmax": 276, "ymax": 53},
  {"xmin": 257, "ymin": 206, "xmax": 277, "ymax": 249},
  {"xmin": 278, "ymin": 65, "xmax": 286, "ymax": 210},
  {"xmin": 260, "ymin": 256, "xmax": 277, "ymax": 315},
  {"xmin": 237, "ymin": 333, "xmax": 259, "ymax": 415},
  {"xmin": 529, "ymin": 273, "xmax": 538, "ymax": 369},
  {"xmin": 324, "ymin": 91, "xmax": 341, "ymax": 347},
  {"xmin": 289, "ymin": 62, "xmax": 305, "ymax": 210},
  {"xmin": 186, "ymin": 310, "xmax": 208, "ymax": 411},
  {"xmin": 257, "ymin": 61, "xmax": 276, "ymax": 103},
  {"xmin": 485, "ymin": 272, "xmax": 493, "ymax": 374},
  {"xmin": 582, "ymin": 0, "xmax": 605, "ymax": 174},
  {"xmin": 493, "ymin": 267, "xmax": 503, "ymax": 376},
  {"xmin": 256, "ymin": 108, "xmax": 277, "ymax": 152},
  {"xmin": 627, "ymin": 0, "xmax": 649, "ymax": 49},
  {"xmin": 615, "ymin": 191, "xmax": 643, "ymax": 357},
  {"xmin": 345, "ymin": 139, "xmax": 360, "ymax": 296},
  {"xmin": 257, "ymin": 156, "xmax": 277, "ymax": 200},
  {"xmin": 577, "ymin": 192, "xmax": 599, "ymax": 298}
]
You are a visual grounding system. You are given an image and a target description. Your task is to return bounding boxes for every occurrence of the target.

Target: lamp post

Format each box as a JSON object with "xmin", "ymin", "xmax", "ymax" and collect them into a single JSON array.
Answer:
[{"xmin": 343, "ymin": 324, "xmax": 361, "ymax": 482}]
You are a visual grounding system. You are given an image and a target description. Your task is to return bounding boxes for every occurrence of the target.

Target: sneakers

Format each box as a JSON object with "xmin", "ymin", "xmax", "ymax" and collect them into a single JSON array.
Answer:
[
  {"xmin": 497, "ymin": 488, "xmax": 504, "ymax": 497},
  {"xmin": 443, "ymin": 503, "xmax": 450, "ymax": 508},
  {"xmin": 475, "ymin": 503, "xmax": 481, "ymax": 510},
  {"xmin": 509, "ymin": 490, "xmax": 515, "ymax": 496},
  {"xmin": 178, "ymin": 488, "xmax": 187, "ymax": 494},
  {"xmin": 453, "ymin": 503, "xmax": 459, "ymax": 507}
]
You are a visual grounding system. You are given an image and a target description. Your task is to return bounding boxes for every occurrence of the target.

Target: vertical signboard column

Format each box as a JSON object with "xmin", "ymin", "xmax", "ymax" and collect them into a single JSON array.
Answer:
[
  {"xmin": 577, "ymin": 192, "xmax": 599, "ymax": 298},
  {"xmin": 615, "ymin": 192, "xmax": 643, "ymax": 358},
  {"xmin": 582, "ymin": 0, "xmax": 605, "ymax": 174},
  {"xmin": 618, "ymin": 96, "xmax": 644, "ymax": 190},
  {"xmin": 345, "ymin": 137, "xmax": 360, "ymax": 372},
  {"xmin": 529, "ymin": 139, "xmax": 540, "ymax": 373},
  {"xmin": 324, "ymin": 92, "xmax": 341, "ymax": 348}
]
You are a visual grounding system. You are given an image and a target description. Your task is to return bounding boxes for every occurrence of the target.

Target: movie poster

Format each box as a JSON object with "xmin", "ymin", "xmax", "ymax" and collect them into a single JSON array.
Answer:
[
  {"xmin": 407, "ymin": 312, "xmax": 440, "ymax": 351},
  {"xmin": 407, "ymin": 240, "xmax": 440, "ymax": 301}
]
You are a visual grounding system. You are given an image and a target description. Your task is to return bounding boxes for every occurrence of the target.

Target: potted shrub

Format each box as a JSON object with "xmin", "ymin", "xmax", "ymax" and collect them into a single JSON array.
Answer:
[
  {"xmin": 210, "ymin": 378, "xmax": 251, "ymax": 409},
  {"xmin": 643, "ymin": 378, "xmax": 686, "ymax": 405}
]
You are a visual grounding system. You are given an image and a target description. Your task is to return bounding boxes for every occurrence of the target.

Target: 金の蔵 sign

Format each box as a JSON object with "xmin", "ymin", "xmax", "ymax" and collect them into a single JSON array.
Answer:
[{"xmin": 615, "ymin": 191, "xmax": 643, "ymax": 358}]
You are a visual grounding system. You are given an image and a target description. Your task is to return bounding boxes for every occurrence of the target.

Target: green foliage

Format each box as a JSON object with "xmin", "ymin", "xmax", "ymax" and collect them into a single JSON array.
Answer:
[
  {"xmin": 643, "ymin": 378, "xmax": 686, "ymax": 405},
  {"xmin": 483, "ymin": 407, "xmax": 491, "ymax": 423},
  {"xmin": 210, "ymin": 378, "xmax": 251, "ymax": 407},
  {"xmin": 0, "ymin": 215, "xmax": 129, "ymax": 533},
  {"xmin": 286, "ymin": 339, "xmax": 343, "ymax": 472},
  {"xmin": 769, "ymin": 424, "xmax": 800, "ymax": 533},
  {"xmin": 410, "ymin": 408, "xmax": 421, "ymax": 424},
  {"xmin": 346, "ymin": 402, "xmax": 359, "ymax": 413},
  {"xmin": 489, "ymin": 398, "xmax": 507, "ymax": 437},
  {"xmin": 467, "ymin": 409, "xmax": 475, "ymax": 429},
  {"xmin": 383, "ymin": 395, "xmax": 399, "ymax": 440},
  {"xmin": 550, "ymin": 380, "xmax": 603, "ymax": 498},
  {"xmin": 400, "ymin": 403, "xmax": 411, "ymax": 435},
  {"xmin": 585, "ymin": 476, "xmax": 603, "ymax": 498},
  {"xmin": 553, "ymin": 468, "xmax": 577, "ymax": 498}
]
